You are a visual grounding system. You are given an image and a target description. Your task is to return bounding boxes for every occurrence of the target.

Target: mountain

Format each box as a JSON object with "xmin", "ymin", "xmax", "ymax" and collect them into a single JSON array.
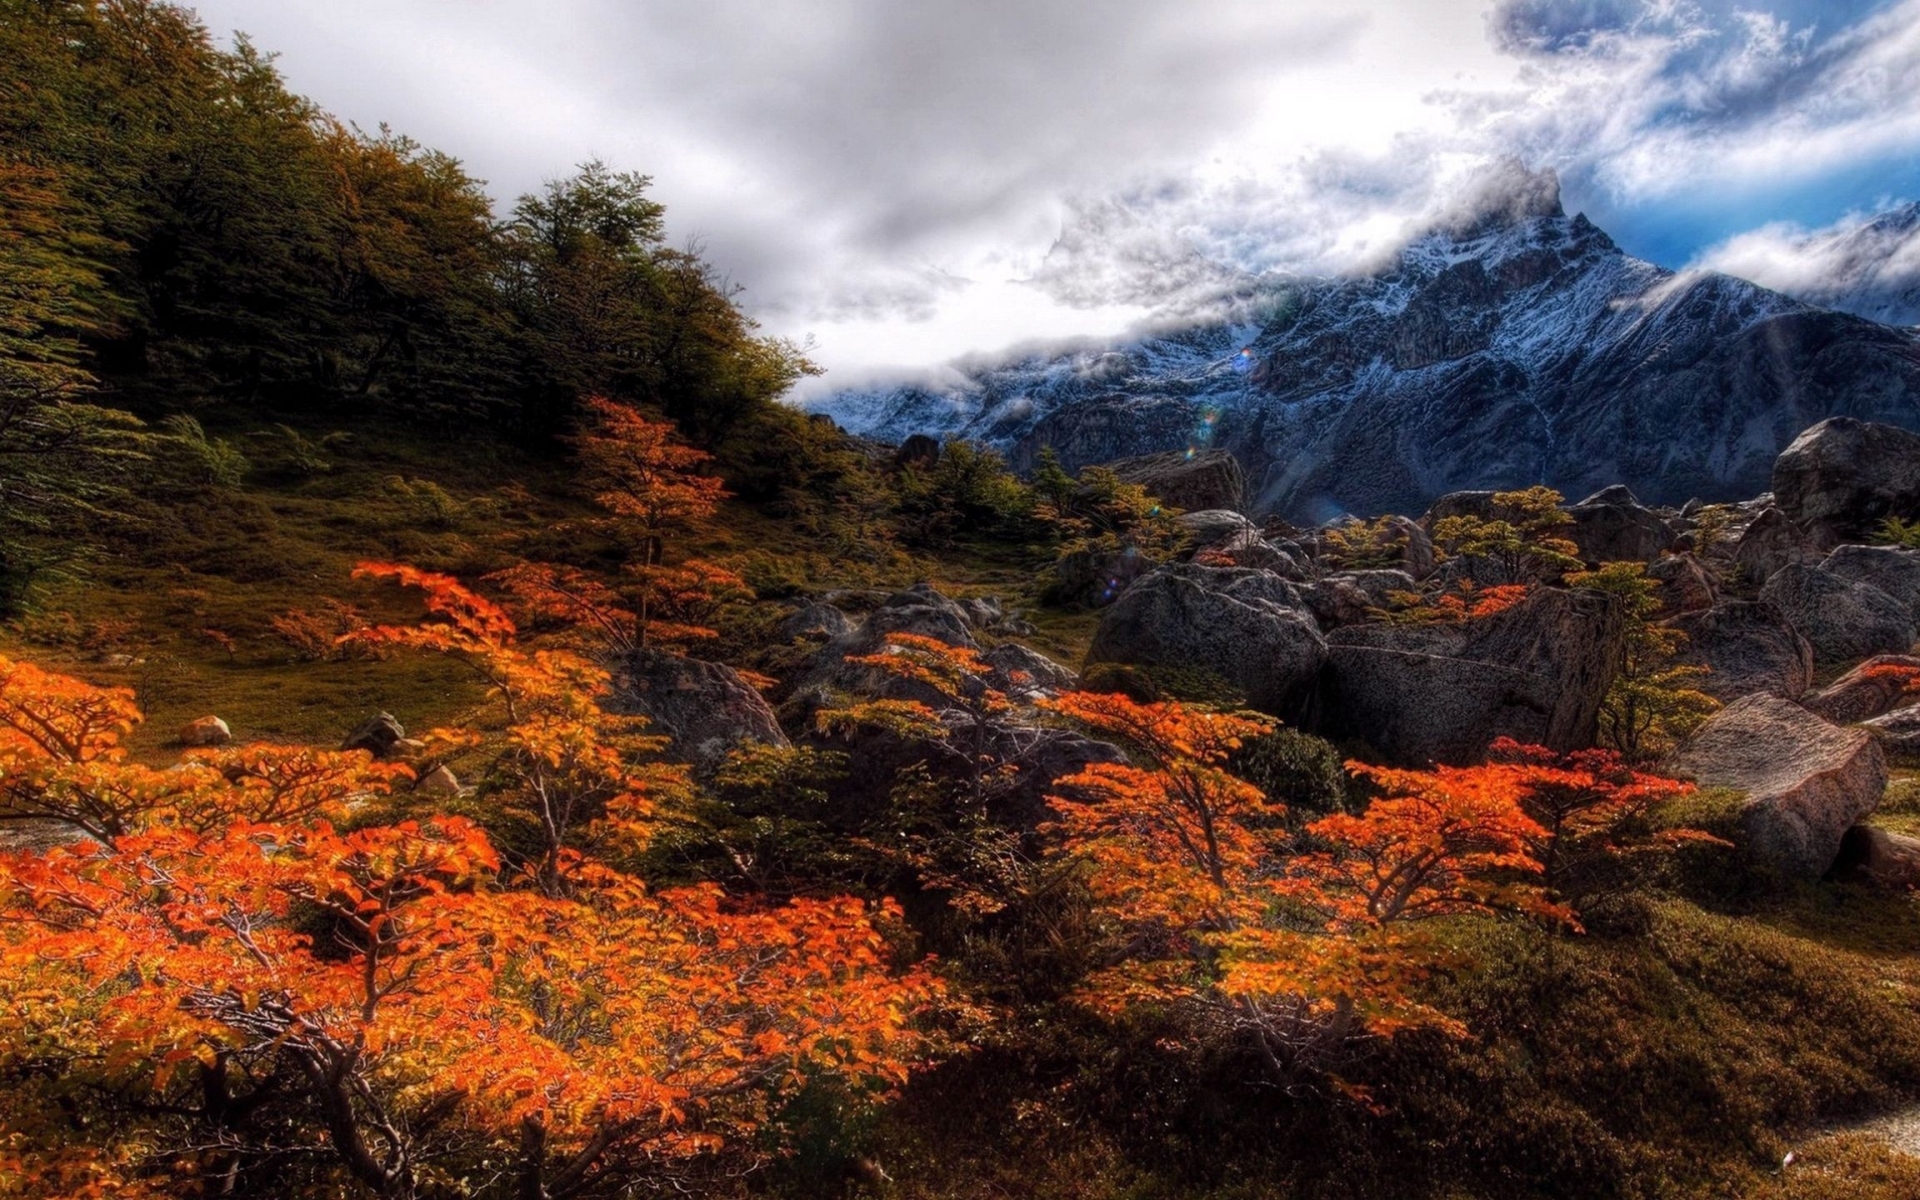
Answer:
[
  {"xmin": 806, "ymin": 172, "xmax": 1920, "ymax": 522},
  {"xmin": 1727, "ymin": 204, "xmax": 1920, "ymax": 329}
]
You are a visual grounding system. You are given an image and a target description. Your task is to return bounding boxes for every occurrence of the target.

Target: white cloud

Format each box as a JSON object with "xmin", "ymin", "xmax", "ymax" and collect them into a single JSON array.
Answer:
[
  {"xmin": 186, "ymin": 0, "xmax": 1920, "ymax": 378},
  {"xmin": 1693, "ymin": 206, "xmax": 1920, "ymax": 324}
]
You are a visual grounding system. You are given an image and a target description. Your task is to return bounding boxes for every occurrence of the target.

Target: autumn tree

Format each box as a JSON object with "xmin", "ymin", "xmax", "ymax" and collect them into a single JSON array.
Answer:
[
  {"xmin": 1043, "ymin": 692, "xmax": 1612, "ymax": 1084},
  {"xmin": 1430, "ymin": 485, "xmax": 1582, "ymax": 584},
  {"xmin": 1321, "ymin": 516, "xmax": 1413, "ymax": 571},
  {"xmin": 0, "ymin": 815, "xmax": 934, "ymax": 1198},
  {"xmin": 350, "ymin": 561, "xmax": 690, "ymax": 894},
  {"xmin": 1482, "ymin": 737, "xmax": 1706, "ymax": 912},
  {"xmin": 1569, "ymin": 561, "xmax": 1718, "ymax": 761}
]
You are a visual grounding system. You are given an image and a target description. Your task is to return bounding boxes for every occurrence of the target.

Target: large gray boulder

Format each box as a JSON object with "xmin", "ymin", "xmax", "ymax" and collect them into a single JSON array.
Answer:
[
  {"xmin": 1732, "ymin": 507, "xmax": 1820, "ymax": 580},
  {"xmin": 1821, "ymin": 545, "xmax": 1920, "ymax": 620},
  {"xmin": 1863, "ymin": 706, "xmax": 1920, "ymax": 760},
  {"xmin": 1565, "ymin": 486, "xmax": 1675, "ymax": 564},
  {"xmin": 1317, "ymin": 586, "xmax": 1625, "ymax": 765},
  {"xmin": 1086, "ymin": 563, "xmax": 1327, "ymax": 716},
  {"xmin": 1802, "ymin": 655, "xmax": 1920, "ymax": 725},
  {"xmin": 778, "ymin": 601, "xmax": 854, "ymax": 643},
  {"xmin": 1648, "ymin": 553, "xmax": 1718, "ymax": 615},
  {"xmin": 1106, "ymin": 449, "xmax": 1245, "ymax": 512},
  {"xmin": 1833, "ymin": 825, "xmax": 1920, "ymax": 889},
  {"xmin": 606, "ymin": 649, "xmax": 789, "ymax": 776},
  {"xmin": 1178, "ymin": 509, "xmax": 1258, "ymax": 546},
  {"xmin": 1773, "ymin": 417, "xmax": 1920, "ymax": 545},
  {"xmin": 1760, "ymin": 563, "xmax": 1915, "ymax": 663},
  {"xmin": 1667, "ymin": 694, "xmax": 1888, "ymax": 878},
  {"xmin": 1666, "ymin": 600, "xmax": 1814, "ymax": 702}
]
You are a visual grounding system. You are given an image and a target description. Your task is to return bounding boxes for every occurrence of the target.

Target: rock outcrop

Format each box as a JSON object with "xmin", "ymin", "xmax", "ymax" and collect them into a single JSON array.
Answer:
[
  {"xmin": 1667, "ymin": 694, "xmax": 1888, "ymax": 878},
  {"xmin": 607, "ymin": 649, "xmax": 789, "ymax": 776},
  {"xmin": 1802, "ymin": 655, "xmax": 1920, "ymax": 725},
  {"xmin": 1666, "ymin": 601, "xmax": 1814, "ymax": 702},
  {"xmin": 1086, "ymin": 563, "xmax": 1326, "ymax": 716},
  {"xmin": 1106, "ymin": 449, "xmax": 1245, "ymax": 512},
  {"xmin": 1772, "ymin": 418, "xmax": 1920, "ymax": 545},
  {"xmin": 179, "ymin": 716, "xmax": 232, "ymax": 747},
  {"xmin": 1820, "ymin": 545, "xmax": 1920, "ymax": 620},
  {"xmin": 1759, "ymin": 564, "xmax": 1915, "ymax": 663},
  {"xmin": 1317, "ymin": 586, "xmax": 1625, "ymax": 765},
  {"xmin": 1564, "ymin": 486, "xmax": 1675, "ymax": 564},
  {"xmin": 342, "ymin": 712, "xmax": 407, "ymax": 758},
  {"xmin": 1833, "ymin": 824, "xmax": 1920, "ymax": 889}
]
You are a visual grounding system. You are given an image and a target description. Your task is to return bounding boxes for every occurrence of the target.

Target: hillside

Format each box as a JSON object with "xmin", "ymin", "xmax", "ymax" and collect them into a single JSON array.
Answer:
[{"xmin": 11, "ymin": 5, "xmax": 1920, "ymax": 1200}]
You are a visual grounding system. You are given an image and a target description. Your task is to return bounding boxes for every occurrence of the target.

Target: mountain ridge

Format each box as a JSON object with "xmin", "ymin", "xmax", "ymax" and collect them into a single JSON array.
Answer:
[{"xmin": 807, "ymin": 174, "xmax": 1920, "ymax": 521}]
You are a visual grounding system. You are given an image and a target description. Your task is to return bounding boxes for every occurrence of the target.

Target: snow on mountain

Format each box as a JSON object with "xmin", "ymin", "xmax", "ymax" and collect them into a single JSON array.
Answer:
[
  {"xmin": 805, "ymin": 171, "xmax": 1920, "ymax": 521},
  {"xmin": 1697, "ymin": 204, "xmax": 1920, "ymax": 330}
]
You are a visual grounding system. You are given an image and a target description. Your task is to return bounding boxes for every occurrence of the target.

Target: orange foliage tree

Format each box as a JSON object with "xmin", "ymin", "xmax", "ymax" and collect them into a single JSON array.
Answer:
[
  {"xmin": 0, "ymin": 817, "xmax": 934, "ymax": 1198},
  {"xmin": 349, "ymin": 561, "xmax": 691, "ymax": 894},
  {"xmin": 494, "ymin": 396, "xmax": 745, "ymax": 652},
  {"xmin": 1043, "ymin": 691, "xmax": 1699, "ymax": 1085},
  {"xmin": 816, "ymin": 632, "xmax": 1025, "ymax": 808},
  {"xmin": 0, "ymin": 592, "xmax": 937, "ymax": 1195}
]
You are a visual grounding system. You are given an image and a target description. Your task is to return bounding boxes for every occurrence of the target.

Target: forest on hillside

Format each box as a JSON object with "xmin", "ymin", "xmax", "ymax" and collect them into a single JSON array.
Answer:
[{"xmin": 7, "ymin": 4, "xmax": 1920, "ymax": 1200}]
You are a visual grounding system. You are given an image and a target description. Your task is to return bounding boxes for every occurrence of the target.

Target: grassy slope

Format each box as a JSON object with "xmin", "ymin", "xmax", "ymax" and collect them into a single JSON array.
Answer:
[{"xmin": 7, "ymin": 419, "xmax": 1920, "ymax": 1199}]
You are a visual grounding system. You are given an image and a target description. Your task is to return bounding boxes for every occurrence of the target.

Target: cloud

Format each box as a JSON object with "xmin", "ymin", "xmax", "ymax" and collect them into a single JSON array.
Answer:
[
  {"xmin": 1693, "ymin": 206, "xmax": 1920, "ymax": 325},
  {"xmin": 186, "ymin": 0, "xmax": 1920, "ymax": 378}
]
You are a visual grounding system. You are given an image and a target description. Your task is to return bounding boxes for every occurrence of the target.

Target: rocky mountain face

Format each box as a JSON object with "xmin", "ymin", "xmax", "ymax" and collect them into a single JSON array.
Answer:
[{"xmin": 808, "ymin": 174, "xmax": 1920, "ymax": 523}]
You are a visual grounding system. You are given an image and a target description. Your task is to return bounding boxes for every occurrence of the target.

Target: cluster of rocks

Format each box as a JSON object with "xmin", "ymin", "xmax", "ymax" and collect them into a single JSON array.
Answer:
[{"xmin": 1070, "ymin": 417, "xmax": 1920, "ymax": 883}]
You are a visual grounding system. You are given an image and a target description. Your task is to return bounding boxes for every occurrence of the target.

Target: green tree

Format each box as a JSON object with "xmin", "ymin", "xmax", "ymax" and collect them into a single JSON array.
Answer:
[
  {"xmin": 1569, "ymin": 561, "xmax": 1719, "ymax": 762},
  {"xmin": 1431, "ymin": 486, "xmax": 1582, "ymax": 583}
]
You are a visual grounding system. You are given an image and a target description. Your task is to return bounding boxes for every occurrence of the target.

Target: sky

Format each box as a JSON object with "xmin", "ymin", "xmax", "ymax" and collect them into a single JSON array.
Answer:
[{"xmin": 187, "ymin": 0, "xmax": 1920, "ymax": 390}]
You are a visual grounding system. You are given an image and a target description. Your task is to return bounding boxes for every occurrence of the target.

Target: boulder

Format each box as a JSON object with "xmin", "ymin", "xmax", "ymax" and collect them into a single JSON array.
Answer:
[
  {"xmin": 1421, "ymin": 490, "xmax": 1500, "ymax": 527},
  {"xmin": 1832, "ymin": 825, "xmax": 1920, "ymax": 889},
  {"xmin": 959, "ymin": 596, "xmax": 1004, "ymax": 629},
  {"xmin": 1732, "ymin": 507, "xmax": 1819, "ymax": 580},
  {"xmin": 1049, "ymin": 543, "xmax": 1158, "ymax": 608},
  {"xmin": 1863, "ymin": 706, "xmax": 1920, "ymax": 760},
  {"xmin": 417, "ymin": 765, "xmax": 462, "ymax": 796},
  {"xmin": 1106, "ymin": 449, "xmax": 1245, "ymax": 512},
  {"xmin": 983, "ymin": 643, "xmax": 1079, "ymax": 700},
  {"xmin": 385, "ymin": 738, "xmax": 428, "ymax": 763},
  {"xmin": 1382, "ymin": 515, "xmax": 1438, "ymax": 579},
  {"xmin": 1318, "ymin": 585, "xmax": 1626, "ymax": 765},
  {"xmin": 788, "ymin": 587, "xmax": 979, "ymax": 704},
  {"xmin": 179, "ymin": 716, "xmax": 232, "ymax": 748},
  {"xmin": 342, "ymin": 712, "xmax": 406, "ymax": 758},
  {"xmin": 778, "ymin": 602, "xmax": 853, "ymax": 643},
  {"xmin": 1801, "ymin": 655, "xmax": 1920, "ymax": 725},
  {"xmin": 1667, "ymin": 694, "xmax": 1888, "ymax": 878},
  {"xmin": 1304, "ymin": 571, "xmax": 1418, "ymax": 630},
  {"xmin": 1316, "ymin": 514, "xmax": 1436, "ymax": 578},
  {"xmin": 1178, "ymin": 509, "xmax": 1259, "ymax": 547},
  {"xmin": 606, "ymin": 649, "xmax": 789, "ymax": 776},
  {"xmin": 1820, "ymin": 545, "xmax": 1920, "ymax": 620},
  {"xmin": 881, "ymin": 582, "xmax": 971, "ymax": 628},
  {"xmin": 1647, "ymin": 553, "xmax": 1717, "ymax": 615},
  {"xmin": 1565, "ymin": 487, "xmax": 1675, "ymax": 564},
  {"xmin": 894, "ymin": 433, "xmax": 941, "ymax": 470},
  {"xmin": 1086, "ymin": 563, "xmax": 1326, "ymax": 716},
  {"xmin": 1772, "ymin": 417, "xmax": 1920, "ymax": 545},
  {"xmin": 1666, "ymin": 601, "xmax": 1814, "ymax": 702},
  {"xmin": 1760, "ymin": 564, "xmax": 1915, "ymax": 663}
]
